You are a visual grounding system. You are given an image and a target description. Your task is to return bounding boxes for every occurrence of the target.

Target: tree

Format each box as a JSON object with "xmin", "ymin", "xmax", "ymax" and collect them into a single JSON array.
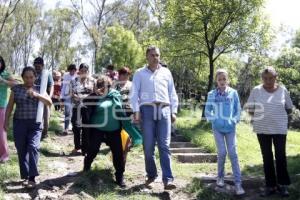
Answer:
[
  {"xmin": 165, "ymin": 0, "xmax": 269, "ymax": 116},
  {"xmin": 70, "ymin": 0, "xmax": 128, "ymax": 73},
  {"xmin": 98, "ymin": 25, "xmax": 143, "ymax": 71},
  {"xmin": 37, "ymin": 8, "xmax": 79, "ymax": 70},
  {"xmin": 292, "ymin": 29, "xmax": 300, "ymax": 49},
  {"xmin": 0, "ymin": 0, "xmax": 21, "ymax": 34},
  {"xmin": 275, "ymin": 47, "xmax": 300, "ymax": 109},
  {"xmin": 108, "ymin": 0, "xmax": 151, "ymax": 42},
  {"xmin": 0, "ymin": 0, "xmax": 40, "ymax": 72}
]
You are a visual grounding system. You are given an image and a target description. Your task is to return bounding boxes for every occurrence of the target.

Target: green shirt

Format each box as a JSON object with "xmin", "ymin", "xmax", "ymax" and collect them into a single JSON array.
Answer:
[
  {"xmin": 91, "ymin": 97, "xmax": 121, "ymax": 131},
  {"xmin": 88, "ymin": 89, "xmax": 142, "ymax": 145},
  {"xmin": 0, "ymin": 70, "xmax": 11, "ymax": 108}
]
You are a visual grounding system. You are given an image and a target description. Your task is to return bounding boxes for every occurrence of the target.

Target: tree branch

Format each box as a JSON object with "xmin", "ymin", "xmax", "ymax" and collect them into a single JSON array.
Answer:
[{"xmin": 0, "ymin": 0, "xmax": 21, "ymax": 34}]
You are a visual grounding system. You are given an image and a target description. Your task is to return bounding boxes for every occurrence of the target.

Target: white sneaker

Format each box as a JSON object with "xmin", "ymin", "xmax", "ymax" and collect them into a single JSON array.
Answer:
[
  {"xmin": 235, "ymin": 184, "xmax": 245, "ymax": 195},
  {"xmin": 216, "ymin": 177, "xmax": 224, "ymax": 187}
]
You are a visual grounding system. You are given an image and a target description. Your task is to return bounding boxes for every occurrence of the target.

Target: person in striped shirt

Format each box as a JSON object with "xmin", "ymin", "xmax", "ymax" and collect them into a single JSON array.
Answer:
[{"xmin": 246, "ymin": 66, "xmax": 293, "ymax": 197}]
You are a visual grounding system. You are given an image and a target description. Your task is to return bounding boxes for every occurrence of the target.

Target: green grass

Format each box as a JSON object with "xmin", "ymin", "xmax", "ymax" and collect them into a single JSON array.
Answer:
[
  {"xmin": 2, "ymin": 107, "xmax": 300, "ymax": 199},
  {"xmin": 48, "ymin": 109, "xmax": 64, "ymax": 133},
  {"xmin": 176, "ymin": 109, "xmax": 300, "ymax": 200},
  {"xmin": 71, "ymin": 148, "xmax": 159, "ymax": 200},
  {"xmin": 0, "ymin": 108, "xmax": 64, "ymax": 195}
]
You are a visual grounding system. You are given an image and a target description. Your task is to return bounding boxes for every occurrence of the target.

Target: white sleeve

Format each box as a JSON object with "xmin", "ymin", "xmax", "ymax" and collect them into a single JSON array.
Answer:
[{"xmin": 284, "ymin": 88, "xmax": 293, "ymax": 110}]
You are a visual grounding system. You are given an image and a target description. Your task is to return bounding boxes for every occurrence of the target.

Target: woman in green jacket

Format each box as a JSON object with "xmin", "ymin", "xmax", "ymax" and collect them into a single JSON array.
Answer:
[{"xmin": 82, "ymin": 75, "xmax": 142, "ymax": 188}]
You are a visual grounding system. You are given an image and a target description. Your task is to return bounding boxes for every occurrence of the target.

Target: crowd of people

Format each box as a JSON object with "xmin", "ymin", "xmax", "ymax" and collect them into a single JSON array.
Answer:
[{"xmin": 0, "ymin": 46, "xmax": 294, "ymax": 197}]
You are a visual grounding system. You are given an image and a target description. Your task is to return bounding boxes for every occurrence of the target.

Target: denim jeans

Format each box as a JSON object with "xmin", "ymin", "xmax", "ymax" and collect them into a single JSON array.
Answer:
[
  {"xmin": 140, "ymin": 105, "xmax": 173, "ymax": 183},
  {"xmin": 63, "ymin": 98, "xmax": 72, "ymax": 130},
  {"xmin": 13, "ymin": 119, "xmax": 42, "ymax": 179},
  {"xmin": 213, "ymin": 129, "xmax": 242, "ymax": 185}
]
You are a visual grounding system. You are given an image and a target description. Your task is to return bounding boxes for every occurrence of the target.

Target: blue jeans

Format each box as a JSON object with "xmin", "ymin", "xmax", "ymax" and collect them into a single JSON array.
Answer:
[
  {"xmin": 140, "ymin": 105, "xmax": 173, "ymax": 183},
  {"xmin": 63, "ymin": 98, "xmax": 72, "ymax": 130},
  {"xmin": 13, "ymin": 119, "xmax": 42, "ymax": 179},
  {"xmin": 213, "ymin": 129, "xmax": 242, "ymax": 185}
]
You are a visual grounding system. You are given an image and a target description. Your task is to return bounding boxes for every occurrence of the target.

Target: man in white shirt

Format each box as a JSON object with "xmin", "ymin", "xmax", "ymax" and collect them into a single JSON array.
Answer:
[
  {"xmin": 60, "ymin": 64, "xmax": 77, "ymax": 135},
  {"xmin": 130, "ymin": 46, "xmax": 178, "ymax": 190}
]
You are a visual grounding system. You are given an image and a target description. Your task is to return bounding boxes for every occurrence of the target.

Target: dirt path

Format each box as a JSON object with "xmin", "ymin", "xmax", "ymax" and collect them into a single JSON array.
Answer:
[
  {"xmin": 2, "ymin": 114, "xmax": 268, "ymax": 200},
  {"xmin": 3, "ymin": 132, "xmax": 194, "ymax": 200}
]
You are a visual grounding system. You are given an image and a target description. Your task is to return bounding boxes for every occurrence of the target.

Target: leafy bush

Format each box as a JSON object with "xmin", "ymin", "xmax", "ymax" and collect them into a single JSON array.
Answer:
[{"xmin": 289, "ymin": 108, "xmax": 300, "ymax": 129}]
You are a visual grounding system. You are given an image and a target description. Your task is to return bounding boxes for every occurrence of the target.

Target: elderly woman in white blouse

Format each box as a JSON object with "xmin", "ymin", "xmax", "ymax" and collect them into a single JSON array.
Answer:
[{"xmin": 246, "ymin": 66, "xmax": 293, "ymax": 198}]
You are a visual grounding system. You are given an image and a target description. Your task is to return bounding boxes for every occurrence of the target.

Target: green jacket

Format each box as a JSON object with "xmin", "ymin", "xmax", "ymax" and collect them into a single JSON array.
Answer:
[{"xmin": 82, "ymin": 89, "xmax": 142, "ymax": 146}]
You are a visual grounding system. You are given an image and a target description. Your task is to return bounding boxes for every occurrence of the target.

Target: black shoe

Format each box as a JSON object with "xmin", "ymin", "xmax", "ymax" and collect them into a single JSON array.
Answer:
[
  {"xmin": 164, "ymin": 182, "xmax": 176, "ymax": 190},
  {"xmin": 145, "ymin": 176, "xmax": 157, "ymax": 186},
  {"xmin": 278, "ymin": 185, "xmax": 289, "ymax": 197},
  {"xmin": 260, "ymin": 187, "xmax": 277, "ymax": 197},
  {"xmin": 116, "ymin": 176, "xmax": 126, "ymax": 188},
  {"xmin": 83, "ymin": 158, "xmax": 91, "ymax": 171}
]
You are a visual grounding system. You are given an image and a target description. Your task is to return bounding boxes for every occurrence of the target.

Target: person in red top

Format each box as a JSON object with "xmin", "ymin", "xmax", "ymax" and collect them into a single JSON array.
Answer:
[
  {"xmin": 52, "ymin": 70, "xmax": 62, "ymax": 111},
  {"xmin": 105, "ymin": 64, "xmax": 118, "ymax": 81}
]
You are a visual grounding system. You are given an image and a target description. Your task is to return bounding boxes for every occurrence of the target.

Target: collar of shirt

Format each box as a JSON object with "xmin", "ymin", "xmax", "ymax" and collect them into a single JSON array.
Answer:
[
  {"xmin": 216, "ymin": 87, "xmax": 229, "ymax": 97},
  {"xmin": 145, "ymin": 64, "xmax": 162, "ymax": 73}
]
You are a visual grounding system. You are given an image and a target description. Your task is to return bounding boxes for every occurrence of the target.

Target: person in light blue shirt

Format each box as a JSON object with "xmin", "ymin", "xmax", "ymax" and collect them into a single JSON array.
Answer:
[
  {"xmin": 205, "ymin": 69, "xmax": 245, "ymax": 196},
  {"xmin": 130, "ymin": 46, "xmax": 178, "ymax": 190}
]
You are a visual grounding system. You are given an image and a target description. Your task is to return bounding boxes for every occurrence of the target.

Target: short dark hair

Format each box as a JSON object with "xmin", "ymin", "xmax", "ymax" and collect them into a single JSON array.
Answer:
[
  {"xmin": 79, "ymin": 63, "xmax": 89, "ymax": 71},
  {"xmin": 33, "ymin": 57, "xmax": 44, "ymax": 65},
  {"xmin": 67, "ymin": 64, "xmax": 77, "ymax": 71},
  {"xmin": 21, "ymin": 66, "xmax": 37, "ymax": 77},
  {"xmin": 146, "ymin": 45, "xmax": 160, "ymax": 55},
  {"xmin": 118, "ymin": 66, "xmax": 131, "ymax": 75},
  {"xmin": 96, "ymin": 75, "xmax": 112, "ymax": 89},
  {"xmin": 0, "ymin": 56, "xmax": 6, "ymax": 74},
  {"xmin": 106, "ymin": 64, "xmax": 115, "ymax": 70}
]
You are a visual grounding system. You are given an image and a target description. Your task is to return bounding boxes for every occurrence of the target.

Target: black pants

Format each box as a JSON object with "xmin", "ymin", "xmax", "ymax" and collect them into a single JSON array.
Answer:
[
  {"xmin": 71, "ymin": 107, "xmax": 88, "ymax": 153},
  {"xmin": 51, "ymin": 98, "xmax": 61, "ymax": 111},
  {"xmin": 84, "ymin": 128, "xmax": 125, "ymax": 178},
  {"xmin": 257, "ymin": 134, "xmax": 290, "ymax": 187}
]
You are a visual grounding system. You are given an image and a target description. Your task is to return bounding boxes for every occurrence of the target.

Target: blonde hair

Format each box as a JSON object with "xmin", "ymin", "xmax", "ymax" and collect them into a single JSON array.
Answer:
[{"xmin": 215, "ymin": 68, "xmax": 229, "ymax": 80}]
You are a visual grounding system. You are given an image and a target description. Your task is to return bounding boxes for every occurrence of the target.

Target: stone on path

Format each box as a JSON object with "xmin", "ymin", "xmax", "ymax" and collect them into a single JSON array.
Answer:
[
  {"xmin": 4, "ymin": 193, "xmax": 31, "ymax": 200},
  {"xmin": 170, "ymin": 135, "xmax": 217, "ymax": 163},
  {"xmin": 170, "ymin": 142, "xmax": 197, "ymax": 148},
  {"xmin": 170, "ymin": 147, "xmax": 206, "ymax": 154},
  {"xmin": 173, "ymin": 153, "xmax": 217, "ymax": 163}
]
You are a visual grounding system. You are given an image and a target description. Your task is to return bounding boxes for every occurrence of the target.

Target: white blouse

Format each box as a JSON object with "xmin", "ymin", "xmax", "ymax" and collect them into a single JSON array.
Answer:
[{"xmin": 247, "ymin": 84, "xmax": 293, "ymax": 134}]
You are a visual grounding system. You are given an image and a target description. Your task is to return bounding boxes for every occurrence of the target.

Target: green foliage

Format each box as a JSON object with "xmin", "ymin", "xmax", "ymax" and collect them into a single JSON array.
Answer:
[
  {"xmin": 275, "ymin": 47, "xmax": 300, "ymax": 108},
  {"xmin": 186, "ymin": 178, "xmax": 233, "ymax": 200},
  {"xmin": 292, "ymin": 29, "xmax": 300, "ymax": 48},
  {"xmin": 0, "ymin": 0, "xmax": 40, "ymax": 70},
  {"xmin": 151, "ymin": 0, "xmax": 273, "ymax": 113},
  {"xmin": 97, "ymin": 25, "xmax": 144, "ymax": 71},
  {"xmin": 37, "ymin": 8, "xmax": 79, "ymax": 70},
  {"xmin": 290, "ymin": 108, "xmax": 300, "ymax": 129}
]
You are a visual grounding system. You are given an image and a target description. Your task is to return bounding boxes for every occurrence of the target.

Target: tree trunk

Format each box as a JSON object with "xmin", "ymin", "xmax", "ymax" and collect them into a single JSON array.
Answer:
[
  {"xmin": 93, "ymin": 46, "xmax": 98, "ymax": 74},
  {"xmin": 201, "ymin": 54, "xmax": 214, "ymax": 119}
]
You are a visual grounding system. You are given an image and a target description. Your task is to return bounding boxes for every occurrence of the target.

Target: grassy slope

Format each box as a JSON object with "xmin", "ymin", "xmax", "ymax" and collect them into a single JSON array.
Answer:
[{"xmin": 176, "ymin": 109, "xmax": 300, "ymax": 200}]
